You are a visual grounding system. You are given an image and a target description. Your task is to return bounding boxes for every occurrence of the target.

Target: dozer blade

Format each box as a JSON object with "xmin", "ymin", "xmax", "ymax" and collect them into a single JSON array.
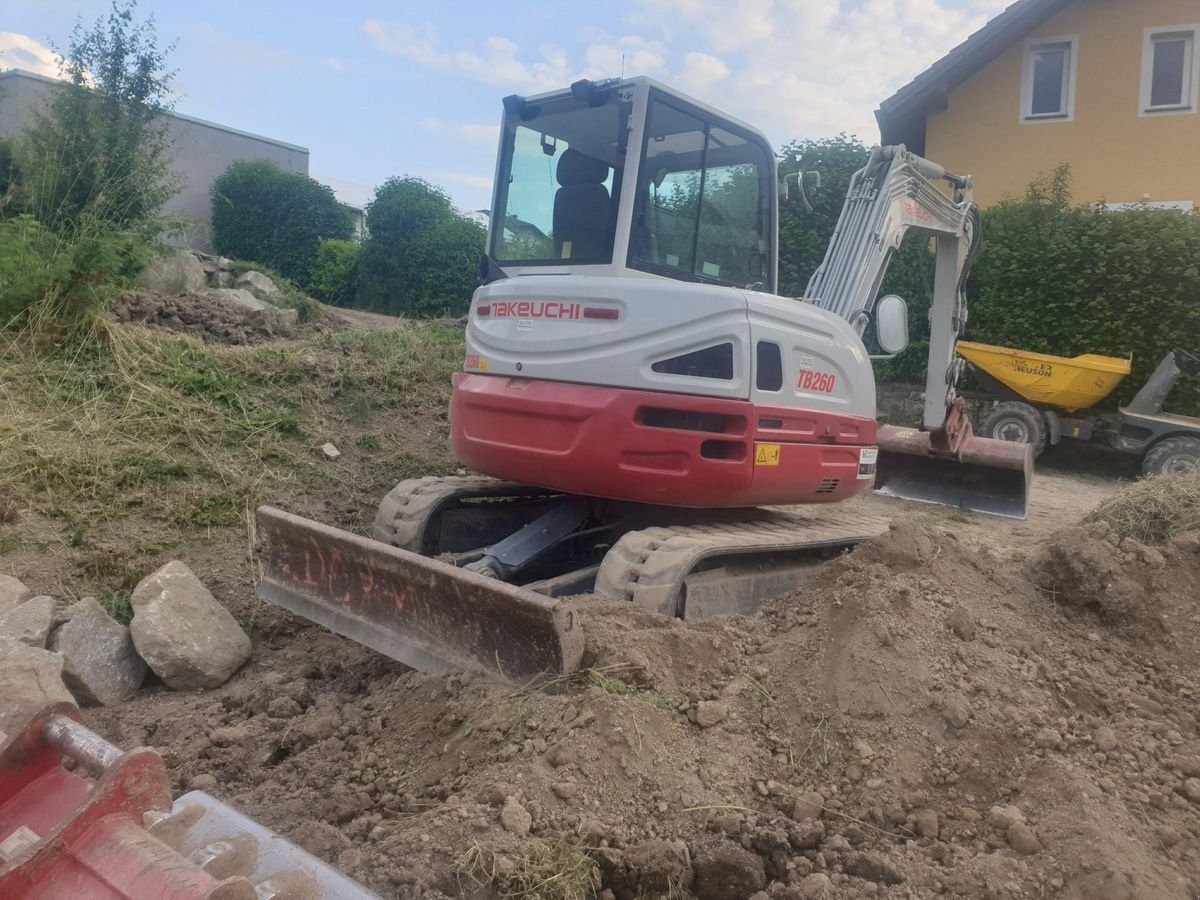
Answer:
[
  {"xmin": 255, "ymin": 506, "xmax": 585, "ymax": 681},
  {"xmin": 873, "ymin": 425, "xmax": 1032, "ymax": 519}
]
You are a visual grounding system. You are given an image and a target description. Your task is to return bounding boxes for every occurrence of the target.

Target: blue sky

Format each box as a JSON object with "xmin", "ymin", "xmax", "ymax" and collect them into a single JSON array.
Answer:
[{"xmin": 2, "ymin": 0, "xmax": 1009, "ymax": 212}]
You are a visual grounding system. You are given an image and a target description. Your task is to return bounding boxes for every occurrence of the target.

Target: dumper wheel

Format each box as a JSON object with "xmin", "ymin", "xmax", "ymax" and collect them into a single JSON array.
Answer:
[
  {"xmin": 1142, "ymin": 435, "xmax": 1200, "ymax": 477},
  {"xmin": 980, "ymin": 402, "xmax": 1047, "ymax": 457}
]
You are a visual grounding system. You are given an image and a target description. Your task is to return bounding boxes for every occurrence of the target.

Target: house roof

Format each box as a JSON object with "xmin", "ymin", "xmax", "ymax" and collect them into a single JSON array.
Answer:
[{"xmin": 875, "ymin": 0, "xmax": 1074, "ymax": 151}]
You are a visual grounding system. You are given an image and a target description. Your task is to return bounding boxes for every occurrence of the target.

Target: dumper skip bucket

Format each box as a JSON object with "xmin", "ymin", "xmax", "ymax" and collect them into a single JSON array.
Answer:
[{"xmin": 874, "ymin": 424, "xmax": 1032, "ymax": 519}]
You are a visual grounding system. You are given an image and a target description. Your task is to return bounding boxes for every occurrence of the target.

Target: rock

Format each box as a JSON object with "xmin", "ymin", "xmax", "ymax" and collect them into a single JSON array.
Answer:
[
  {"xmin": 138, "ymin": 251, "xmax": 207, "ymax": 294},
  {"xmin": 1033, "ymin": 727, "xmax": 1061, "ymax": 749},
  {"xmin": 202, "ymin": 288, "xmax": 272, "ymax": 312},
  {"xmin": 0, "ymin": 575, "xmax": 33, "ymax": 616},
  {"xmin": 234, "ymin": 270, "xmax": 279, "ymax": 296},
  {"xmin": 0, "ymin": 595, "xmax": 55, "ymax": 647},
  {"xmin": 913, "ymin": 808, "xmax": 939, "ymax": 839},
  {"xmin": 852, "ymin": 739, "xmax": 874, "ymax": 759},
  {"xmin": 189, "ymin": 773, "xmax": 219, "ymax": 792},
  {"xmin": 1093, "ymin": 724, "xmax": 1118, "ymax": 752},
  {"xmin": 130, "ymin": 561, "xmax": 251, "ymax": 690},
  {"xmin": 941, "ymin": 694, "xmax": 972, "ymax": 729},
  {"xmin": 267, "ymin": 697, "xmax": 302, "ymax": 719},
  {"xmin": 799, "ymin": 873, "xmax": 835, "ymax": 899},
  {"xmin": 50, "ymin": 598, "xmax": 146, "ymax": 705},
  {"xmin": 691, "ymin": 843, "xmax": 766, "ymax": 900},
  {"xmin": 845, "ymin": 851, "xmax": 905, "ymax": 885},
  {"xmin": 1171, "ymin": 755, "xmax": 1200, "ymax": 777},
  {"xmin": 791, "ymin": 790, "xmax": 825, "ymax": 820},
  {"xmin": 500, "ymin": 797, "xmax": 532, "ymax": 835},
  {"xmin": 0, "ymin": 636, "xmax": 74, "ymax": 735},
  {"xmin": 209, "ymin": 725, "xmax": 250, "ymax": 748},
  {"xmin": 625, "ymin": 839, "xmax": 692, "ymax": 892},
  {"xmin": 1155, "ymin": 825, "xmax": 1182, "ymax": 847},
  {"xmin": 1007, "ymin": 822, "xmax": 1041, "ymax": 854},
  {"xmin": 788, "ymin": 819, "xmax": 825, "ymax": 850},
  {"xmin": 1182, "ymin": 777, "xmax": 1200, "ymax": 803},
  {"xmin": 987, "ymin": 805, "xmax": 1025, "ymax": 830},
  {"xmin": 693, "ymin": 700, "xmax": 728, "ymax": 728},
  {"xmin": 320, "ymin": 442, "xmax": 341, "ymax": 460},
  {"xmin": 946, "ymin": 605, "xmax": 977, "ymax": 640},
  {"xmin": 550, "ymin": 782, "xmax": 577, "ymax": 800}
]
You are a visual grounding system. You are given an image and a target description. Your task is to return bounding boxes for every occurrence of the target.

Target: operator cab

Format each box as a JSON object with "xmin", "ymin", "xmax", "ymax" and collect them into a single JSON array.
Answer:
[{"xmin": 489, "ymin": 77, "xmax": 778, "ymax": 293}]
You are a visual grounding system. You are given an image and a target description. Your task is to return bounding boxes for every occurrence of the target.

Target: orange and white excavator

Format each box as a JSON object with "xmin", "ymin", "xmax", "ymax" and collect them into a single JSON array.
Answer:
[{"xmin": 254, "ymin": 77, "xmax": 1030, "ymax": 681}]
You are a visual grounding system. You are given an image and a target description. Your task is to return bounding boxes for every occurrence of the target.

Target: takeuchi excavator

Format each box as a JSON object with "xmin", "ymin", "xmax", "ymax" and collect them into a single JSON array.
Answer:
[{"xmin": 254, "ymin": 77, "xmax": 1031, "ymax": 681}]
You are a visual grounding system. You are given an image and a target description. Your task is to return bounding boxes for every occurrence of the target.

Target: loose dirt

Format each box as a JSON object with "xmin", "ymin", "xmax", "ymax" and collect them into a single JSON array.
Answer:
[
  {"xmin": 7, "ymin": 314, "xmax": 1198, "ymax": 898},
  {"xmin": 111, "ymin": 290, "xmax": 292, "ymax": 344},
  {"xmin": 84, "ymin": 495, "xmax": 1200, "ymax": 899}
]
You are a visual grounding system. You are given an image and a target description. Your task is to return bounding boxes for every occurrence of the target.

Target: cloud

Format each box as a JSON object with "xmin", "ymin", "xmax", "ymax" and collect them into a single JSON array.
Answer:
[
  {"xmin": 193, "ymin": 23, "xmax": 297, "ymax": 68},
  {"xmin": 363, "ymin": 1, "xmax": 1013, "ymax": 144},
  {"xmin": 422, "ymin": 118, "xmax": 501, "ymax": 145},
  {"xmin": 431, "ymin": 170, "xmax": 494, "ymax": 191},
  {"xmin": 0, "ymin": 32, "xmax": 60, "ymax": 78}
]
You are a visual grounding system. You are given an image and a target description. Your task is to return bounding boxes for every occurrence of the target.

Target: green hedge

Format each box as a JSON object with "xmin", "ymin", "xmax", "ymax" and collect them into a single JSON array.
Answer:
[
  {"xmin": 967, "ymin": 168, "xmax": 1200, "ymax": 415},
  {"xmin": 307, "ymin": 238, "xmax": 360, "ymax": 306},
  {"xmin": 357, "ymin": 177, "xmax": 485, "ymax": 317},
  {"xmin": 211, "ymin": 161, "xmax": 352, "ymax": 285}
]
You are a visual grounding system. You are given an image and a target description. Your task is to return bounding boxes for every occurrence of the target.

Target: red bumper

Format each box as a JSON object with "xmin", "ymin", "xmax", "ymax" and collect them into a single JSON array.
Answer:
[{"xmin": 451, "ymin": 374, "xmax": 877, "ymax": 508}]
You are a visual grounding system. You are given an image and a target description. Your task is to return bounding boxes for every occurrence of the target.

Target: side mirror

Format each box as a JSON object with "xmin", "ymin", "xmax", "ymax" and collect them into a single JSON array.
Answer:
[
  {"xmin": 780, "ymin": 170, "xmax": 821, "ymax": 212},
  {"xmin": 875, "ymin": 294, "xmax": 909, "ymax": 355}
]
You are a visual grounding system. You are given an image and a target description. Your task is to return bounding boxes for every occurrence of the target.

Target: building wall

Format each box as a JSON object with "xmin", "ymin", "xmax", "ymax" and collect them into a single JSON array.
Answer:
[
  {"xmin": 925, "ymin": 0, "xmax": 1200, "ymax": 207},
  {"xmin": 0, "ymin": 70, "xmax": 308, "ymax": 250}
]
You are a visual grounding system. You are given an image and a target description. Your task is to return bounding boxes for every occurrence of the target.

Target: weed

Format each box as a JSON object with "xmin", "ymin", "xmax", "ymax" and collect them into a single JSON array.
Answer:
[
  {"xmin": 176, "ymin": 492, "xmax": 243, "ymax": 528},
  {"xmin": 454, "ymin": 839, "xmax": 599, "ymax": 900},
  {"xmin": 98, "ymin": 592, "xmax": 133, "ymax": 625},
  {"xmin": 355, "ymin": 434, "xmax": 382, "ymax": 451}
]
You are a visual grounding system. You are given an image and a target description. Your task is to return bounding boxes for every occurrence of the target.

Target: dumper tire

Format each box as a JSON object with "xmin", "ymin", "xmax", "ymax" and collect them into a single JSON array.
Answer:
[
  {"xmin": 1141, "ymin": 435, "xmax": 1200, "ymax": 477},
  {"xmin": 979, "ymin": 402, "xmax": 1047, "ymax": 457}
]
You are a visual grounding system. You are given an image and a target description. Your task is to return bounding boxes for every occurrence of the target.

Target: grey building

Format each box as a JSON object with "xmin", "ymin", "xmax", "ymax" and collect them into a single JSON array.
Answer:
[{"xmin": 0, "ymin": 68, "xmax": 308, "ymax": 251}]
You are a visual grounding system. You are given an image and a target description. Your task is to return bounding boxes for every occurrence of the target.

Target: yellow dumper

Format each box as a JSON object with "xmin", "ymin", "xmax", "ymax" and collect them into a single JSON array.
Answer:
[{"xmin": 956, "ymin": 341, "xmax": 1200, "ymax": 476}]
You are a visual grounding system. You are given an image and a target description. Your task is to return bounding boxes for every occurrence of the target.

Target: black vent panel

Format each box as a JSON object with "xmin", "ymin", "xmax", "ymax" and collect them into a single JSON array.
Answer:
[
  {"xmin": 651, "ymin": 343, "xmax": 734, "ymax": 380},
  {"xmin": 815, "ymin": 479, "xmax": 840, "ymax": 494}
]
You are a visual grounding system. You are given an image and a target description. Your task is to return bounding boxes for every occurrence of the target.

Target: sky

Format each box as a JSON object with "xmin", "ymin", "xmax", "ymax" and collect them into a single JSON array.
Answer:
[{"xmin": 0, "ymin": 0, "xmax": 1011, "ymax": 212}]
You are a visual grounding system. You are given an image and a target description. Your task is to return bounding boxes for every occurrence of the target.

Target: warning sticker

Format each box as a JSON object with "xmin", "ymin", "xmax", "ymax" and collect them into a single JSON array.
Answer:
[
  {"xmin": 754, "ymin": 443, "xmax": 781, "ymax": 467},
  {"xmin": 858, "ymin": 447, "xmax": 879, "ymax": 480}
]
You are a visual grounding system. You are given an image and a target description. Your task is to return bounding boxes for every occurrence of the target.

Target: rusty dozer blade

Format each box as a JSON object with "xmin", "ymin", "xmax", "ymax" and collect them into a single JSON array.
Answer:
[
  {"xmin": 874, "ymin": 424, "xmax": 1032, "ymax": 519},
  {"xmin": 255, "ymin": 506, "xmax": 585, "ymax": 681}
]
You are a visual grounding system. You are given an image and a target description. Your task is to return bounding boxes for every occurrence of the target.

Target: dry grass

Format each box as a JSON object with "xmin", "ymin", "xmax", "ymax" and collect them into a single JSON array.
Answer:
[
  {"xmin": 1083, "ymin": 474, "xmax": 1200, "ymax": 545},
  {"xmin": 454, "ymin": 839, "xmax": 599, "ymax": 900}
]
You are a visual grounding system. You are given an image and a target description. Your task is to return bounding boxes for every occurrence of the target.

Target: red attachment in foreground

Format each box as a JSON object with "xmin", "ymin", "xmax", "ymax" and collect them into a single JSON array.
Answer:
[{"xmin": 0, "ymin": 705, "xmax": 253, "ymax": 900}]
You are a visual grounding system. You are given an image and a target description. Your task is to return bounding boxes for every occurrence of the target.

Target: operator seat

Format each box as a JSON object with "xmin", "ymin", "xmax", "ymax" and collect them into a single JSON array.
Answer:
[{"xmin": 553, "ymin": 149, "xmax": 611, "ymax": 260}]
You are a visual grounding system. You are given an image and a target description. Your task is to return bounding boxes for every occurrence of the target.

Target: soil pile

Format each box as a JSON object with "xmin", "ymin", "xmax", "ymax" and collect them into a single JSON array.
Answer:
[
  {"xmin": 112, "ymin": 290, "xmax": 291, "ymax": 344},
  {"xmin": 88, "ymin": 521, "xmax": 1200, "ymax": 899}
]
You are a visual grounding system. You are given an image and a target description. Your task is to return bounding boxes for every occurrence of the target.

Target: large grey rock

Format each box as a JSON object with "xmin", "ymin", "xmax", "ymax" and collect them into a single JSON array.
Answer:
[
  {"xmin": 202, "ymin": 287, "xmax": 272, "ymax": 312},
  {"xmin": 0, "ymin": 595, "xmax": 55, "ymax": 647},
  {"xmin": 50, "ymin": 598, "xmax": 146, "ymax": 705},
  {"xmin": 138, "ymin": 251, "xmax": 207, "ymax": 294},
  {"xmin": 0, "ymin": 575, "xmax": 32, "ymax": 616},
  {"xmin": 130, "ymin": 561, "xmax": 251, "ymax": 690},
  {"xmin": 0, "ymin": 636, "xmax": 74, "ymax": 736},
  {"xmin": 234, "ymin": 270, "xmax": 279, "ymax": 296}
]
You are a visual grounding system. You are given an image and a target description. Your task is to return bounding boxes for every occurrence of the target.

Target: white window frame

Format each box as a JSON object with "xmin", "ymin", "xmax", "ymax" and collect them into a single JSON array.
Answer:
[
  {"xmin": 1139, "ymin": 26, "xmax": 1199, "ymax": 117},
  {"xmin": 1020, "ymin": 35, "xmax": 1079, "ymax": 123}
]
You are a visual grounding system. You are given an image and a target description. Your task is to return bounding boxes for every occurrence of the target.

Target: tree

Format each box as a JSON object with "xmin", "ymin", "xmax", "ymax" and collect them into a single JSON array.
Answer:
[
  {"xmin": 210, "ymin": 161, "xmax": 353, "ymax": 284},
  {"xmin": 357, "ymin": 177, "xmax": 485, "ymax": 317},
  {"xmin": 19, "ymin": 0, "xmax": 178, "ymax": 234}
]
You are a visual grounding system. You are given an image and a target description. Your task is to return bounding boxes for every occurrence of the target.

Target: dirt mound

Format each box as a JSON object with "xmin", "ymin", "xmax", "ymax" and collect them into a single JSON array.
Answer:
[
  {"xmin": 85, "ymin": 520, "xmax": 1200, "ymax": 898},
  {"xmin": 112, "ymin": 290, "xmax": 290, "ymax": 344}
]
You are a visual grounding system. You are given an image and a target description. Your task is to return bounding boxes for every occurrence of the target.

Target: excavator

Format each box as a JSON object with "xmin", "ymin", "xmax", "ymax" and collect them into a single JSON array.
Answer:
[{"xmin": 255, "ymin": 77, "xmax": 1031, "ymax": 682}]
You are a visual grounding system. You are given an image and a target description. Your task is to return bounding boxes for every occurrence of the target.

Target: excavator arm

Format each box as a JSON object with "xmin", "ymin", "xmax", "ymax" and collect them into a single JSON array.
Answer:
[{"xmin": 805, "ymin": 146, "xmax": 1030, "ymax": 517}]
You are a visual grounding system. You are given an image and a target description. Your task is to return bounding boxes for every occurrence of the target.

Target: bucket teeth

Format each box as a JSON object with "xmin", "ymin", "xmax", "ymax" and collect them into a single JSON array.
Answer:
[{"xmin": 189, "ymin": 833, "xmax": 260, "ymax": 880}]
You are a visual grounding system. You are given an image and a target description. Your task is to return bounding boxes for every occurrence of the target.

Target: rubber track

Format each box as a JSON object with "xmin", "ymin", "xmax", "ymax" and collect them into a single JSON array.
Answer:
[
  {"xmin": 372, "ymin": 475, "xmax": 533, "ymax": 552},
  {"xmin": 594, "ymin": 508, "xmax": 890, "ymax": 618}
]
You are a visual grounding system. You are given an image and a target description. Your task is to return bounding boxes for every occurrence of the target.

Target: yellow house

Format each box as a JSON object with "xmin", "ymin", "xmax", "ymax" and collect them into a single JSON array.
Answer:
[{"xmin": 876, "ymin": 0, "xmax": 1200, "ymax": 208}]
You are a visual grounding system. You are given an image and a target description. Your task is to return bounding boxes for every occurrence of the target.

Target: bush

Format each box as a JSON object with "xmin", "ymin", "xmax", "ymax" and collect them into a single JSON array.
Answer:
[
  {"xmin": 211, "ymin": 161, "xmax": 352, "ymax": 285},
  {"xmin": 0, "ymin": 140, "xmax": 20, "ymax": 217},
  {"xmin": 968, "ymin": 167, "xmax": 1200, "ymax": 414},
  {"xmin": 307, "ymin": 238, "xmax": 360, "ymax": 306},
  {"xmin": 356, "ymin": 177, "xmax": 485, "ymax": 317},
  {"xmin": 18, "ymin": 1, "xmax": 177, "ymax": 236}
]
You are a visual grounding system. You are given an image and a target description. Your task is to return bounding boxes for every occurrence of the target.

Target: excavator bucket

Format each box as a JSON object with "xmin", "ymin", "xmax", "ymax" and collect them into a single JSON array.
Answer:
[
  {"xmin": 874, "ymin": 425, "xmax": 1032, "ymax": 519},
  {"xmin": 255, "ymin": 506, "xmax": 585, "ymax": 681}
]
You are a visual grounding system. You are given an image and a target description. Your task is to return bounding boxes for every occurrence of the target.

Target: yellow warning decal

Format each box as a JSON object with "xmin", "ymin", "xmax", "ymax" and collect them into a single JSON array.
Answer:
[{"xmin": 754, "ymin": 443, "xmax": 781, "ymax": 467}]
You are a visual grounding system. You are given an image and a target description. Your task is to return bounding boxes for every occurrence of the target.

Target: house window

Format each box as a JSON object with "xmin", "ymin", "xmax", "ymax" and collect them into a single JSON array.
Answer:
[
  {"xmin": 1022, "ymin": 37, "xmax": 1078, "ymax": 121},
  {"xmin": 1140, "ymin": 27, "xmax": 1198, "ymax": 115}
]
